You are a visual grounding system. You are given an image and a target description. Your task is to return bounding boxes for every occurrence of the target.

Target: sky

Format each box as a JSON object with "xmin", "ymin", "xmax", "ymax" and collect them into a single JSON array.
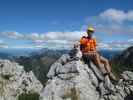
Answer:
[{"xmin": 0, "ymin": 0, "xmax": 133, "ymax": 50}]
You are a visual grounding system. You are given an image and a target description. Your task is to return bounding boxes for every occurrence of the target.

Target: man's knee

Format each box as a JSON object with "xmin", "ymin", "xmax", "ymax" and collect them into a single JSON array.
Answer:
[
  {"xmin": 105, "ymin": 59, "xmax": 111, "ymax": 67},
  {"xmin": 100, "ymin": 56, "xmax": 109, "ymax": 63},
  {"xmin": 104, "ymin": 59, "xmax": 109, "ymax": 64},
  {"xmin": 95, "ymin": 52, "xmax": 100, "ymax": 58}
]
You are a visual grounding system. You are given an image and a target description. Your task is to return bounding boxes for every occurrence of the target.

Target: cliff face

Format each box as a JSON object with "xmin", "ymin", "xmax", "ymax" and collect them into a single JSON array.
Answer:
[
  {"xmin": 40, "ymin": 46, "xmax": 133, "ymax": 100},
  {"xmin": 0, "ymin": 59, "xmax": 43, "ymax": 100}
]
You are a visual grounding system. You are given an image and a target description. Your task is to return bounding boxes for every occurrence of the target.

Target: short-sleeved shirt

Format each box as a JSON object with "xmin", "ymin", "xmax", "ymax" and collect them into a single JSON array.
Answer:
[{"xmin": 80, "ymin": 36, "xmax": 97, "ymax": 53}]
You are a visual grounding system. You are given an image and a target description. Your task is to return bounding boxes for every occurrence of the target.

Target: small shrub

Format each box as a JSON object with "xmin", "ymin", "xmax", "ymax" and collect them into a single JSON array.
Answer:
[
  {"xmin": 18, "ymin": 93, "xmax": 39, "ymax": 100},
  {"xmin": 1, "ymin": 74, "xmax": 12, "ymax": 80}
]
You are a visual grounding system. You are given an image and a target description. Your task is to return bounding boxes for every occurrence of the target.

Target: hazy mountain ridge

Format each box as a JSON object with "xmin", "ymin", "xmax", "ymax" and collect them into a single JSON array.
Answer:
[{"xmin": 14, "ymin": 49, "xmax": 69, "ymax": 84}]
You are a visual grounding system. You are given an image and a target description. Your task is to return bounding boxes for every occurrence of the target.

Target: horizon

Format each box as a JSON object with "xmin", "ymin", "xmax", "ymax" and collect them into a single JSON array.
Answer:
[
  {"xmin": 0, "ymin": 47, "xmax": 122, "ymax": 59},
  {"xmin": 0, "ymin": 0, "xmax": 133, "ymax": 50}
]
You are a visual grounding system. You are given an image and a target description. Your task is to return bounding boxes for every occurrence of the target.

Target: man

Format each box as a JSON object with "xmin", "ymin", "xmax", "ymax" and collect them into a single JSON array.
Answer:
[{"xmin": 80, "ymin": 27, "xmax": 116, "ymax": 80}]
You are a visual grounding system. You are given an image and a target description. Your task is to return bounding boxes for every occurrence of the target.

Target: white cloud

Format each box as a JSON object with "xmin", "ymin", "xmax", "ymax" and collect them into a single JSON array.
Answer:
[
  {"xmin": 97, "ymin": 43, "xmax": 111, "ymax": 50},
  {"xmin": 0, "ymin": 40, "xmax": 9, "ymax": 48},
  {"xmin": 11, "ymin": 45, "xmax": 35, "ymax": 49},
  {"xmin": 1, "ymin": 31, "xmax": 84, "ymax": 49},
  {"xmin": 128, "ymin": 38, "xmax": 133, "ymax": 42},
  {"xmin": 1, "ymin": 30, "xmax": 133, "ymax": 50},
  {"xmin": 95, "ymin": 24, "xmax": 133, "ymax": 34},
  {"xmin": 84, "ymin": 9, "xmax": 133, "ymax": 35},
  {"xmin": 31, "ymin": 31, "xmax": 83, "ymax": 49},
  {"xmin": 97, "ymin": 41, "xmax": 131, "ymax": 50},
  {"xmin": 2, "ymin": 31, "xmax": 24, "ymax": 39},
  {"xmin": 2, "ymin": 31, "xmax": 83, "ymax": 41},
  {"xmin": 107, "ymin": 39, "xmax": 133, "ymax": 50},
  {"xmin": 127, "ymin": 11, "xmax": 133, "ymax": 21},
  {"xmin": 100, "ymin": 8, "xmax": 133, "ymax": 23},
  {"xmin": 0, "ymin": 44, "xmax": 9, "ymax": 48}
]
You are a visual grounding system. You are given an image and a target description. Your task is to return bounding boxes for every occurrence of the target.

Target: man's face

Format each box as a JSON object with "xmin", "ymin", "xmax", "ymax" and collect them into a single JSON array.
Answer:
[{"xmin": 87, "ymin": 30, "xmax": 93, "ymax": 38}]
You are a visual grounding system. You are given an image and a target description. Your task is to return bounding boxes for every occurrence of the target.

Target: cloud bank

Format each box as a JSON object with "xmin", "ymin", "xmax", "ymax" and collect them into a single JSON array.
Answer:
[
  {"xmin": 1, "ymin": 31, "xmax": 133, "ymax": 50},
  {"xmin": 100, "ymin": 8, "xmax": 133, "ymax": 23},
  {"xmin": 1, "ymin": 31, "xmax": 84, "ymax": 49}
]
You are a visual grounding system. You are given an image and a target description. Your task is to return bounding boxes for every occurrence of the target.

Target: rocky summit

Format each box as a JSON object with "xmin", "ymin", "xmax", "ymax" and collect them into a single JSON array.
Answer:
[{"xmin": 40, "ymin": 47, "xmax": 133, "ymax": 100}]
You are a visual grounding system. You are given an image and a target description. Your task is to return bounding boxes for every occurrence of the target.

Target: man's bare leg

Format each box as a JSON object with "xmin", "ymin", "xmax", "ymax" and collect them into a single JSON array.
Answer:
[
  {"xmin": 100, "ymin": 56, "xmax": 111, "ymax": 73},
  {"xmin": 100, "ymin": 56, "xmax": 117, "ymax": 80},
  {"xmin": 93, "ymin": 53, "xmax": 107, "ymax": 75},
  {"xmin": 84, "ymin": 52, "xmax": 116, "ymax": 80}
]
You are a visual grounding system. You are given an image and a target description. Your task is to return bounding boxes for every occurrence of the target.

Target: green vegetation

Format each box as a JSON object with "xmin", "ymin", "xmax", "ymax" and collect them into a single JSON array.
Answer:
[
  {"xmin": 111, "ymin": 63, "xmax": 123, "ymax": 78},
  {"xmin": 18, "ymin": 93, "xmax": 40, "ymax": 100},
  {"xmin": 1, "ymin": 74, "xmax": 12, "ymax": 80},
  {"xmin": 111, "ymin": 62, "xmax": 133, "ymax": 78},
  {"xmin": 110, "ymin": 46, "xmax": 133, "ymax": 78}
]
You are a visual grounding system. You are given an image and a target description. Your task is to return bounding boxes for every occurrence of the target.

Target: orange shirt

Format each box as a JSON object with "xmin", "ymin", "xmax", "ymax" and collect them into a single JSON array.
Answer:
[{"xmin": 80, "ymin": 36, "xmax": 97, "ymax": 53}]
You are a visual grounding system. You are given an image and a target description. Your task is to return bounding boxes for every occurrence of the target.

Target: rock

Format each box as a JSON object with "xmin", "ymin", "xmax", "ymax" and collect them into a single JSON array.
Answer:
[
  {"xmin": 124, "ymin": 87, "xmax": 131, "ymax": 95},
  {"xmin": 40, "ymin": 45, "xmax": 133, "ymax": 100},
  {"xmin": 47, "ymin": 62, "xmax": 62, "ymax": 78},
  {"xmin": 40, "ymin": 56, "xmax": 99, "ymax": 100},
  {"xmin": 104, "ymin": 75, "xmax": 115, "ymax": 92},
  {"xmin": 57, "ymin": 54, "xmax": 70, "ymax": 65},
  {"xmin": 121, "ymin": 71, "xmax": 133, "ymax": 81},
  {"xmin": 89, "ymin": 61, "xmax": 104, "ymax": 81},
  {"xmin": 0, "ymin": 59, "xmax": 43, "ymax": 100},
  {"xmin": 56, "ymin": 61, "xmax": 79, "ymax": 74},
  {"xmin": 41, "ymin": 45, "xmax": 133, "ymax": 100}
]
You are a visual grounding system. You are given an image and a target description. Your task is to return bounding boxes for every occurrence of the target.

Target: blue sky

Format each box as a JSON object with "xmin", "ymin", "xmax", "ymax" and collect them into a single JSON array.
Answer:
[{"xmin": 0, "ymin": 0, "xmax": 133, "ymax": 49}]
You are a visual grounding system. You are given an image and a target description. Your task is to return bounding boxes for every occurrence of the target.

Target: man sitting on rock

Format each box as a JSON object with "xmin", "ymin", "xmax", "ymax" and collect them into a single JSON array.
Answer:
[{"xmin": 79, "ymin": 26, "xmax": 116, "ymax": 81}]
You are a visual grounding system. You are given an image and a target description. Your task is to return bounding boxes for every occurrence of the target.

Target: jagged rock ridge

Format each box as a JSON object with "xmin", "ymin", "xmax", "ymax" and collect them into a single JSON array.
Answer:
[
  {"xmin": 0, "ymin": 59, "xmax": 43, "ymax": 100},
  {"xmin": 40, "ymin": 47, "xmax": 133, "ymax": 100}
]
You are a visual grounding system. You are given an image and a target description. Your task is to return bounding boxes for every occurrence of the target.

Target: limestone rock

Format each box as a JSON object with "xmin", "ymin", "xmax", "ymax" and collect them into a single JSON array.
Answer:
[
  {"xmin": 40, "ymin": 46, "xmax": 133, "ymax": 100},
  {"xmin": 0, "ymin": 59, "xmax": 43, "ymax": 100}
]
